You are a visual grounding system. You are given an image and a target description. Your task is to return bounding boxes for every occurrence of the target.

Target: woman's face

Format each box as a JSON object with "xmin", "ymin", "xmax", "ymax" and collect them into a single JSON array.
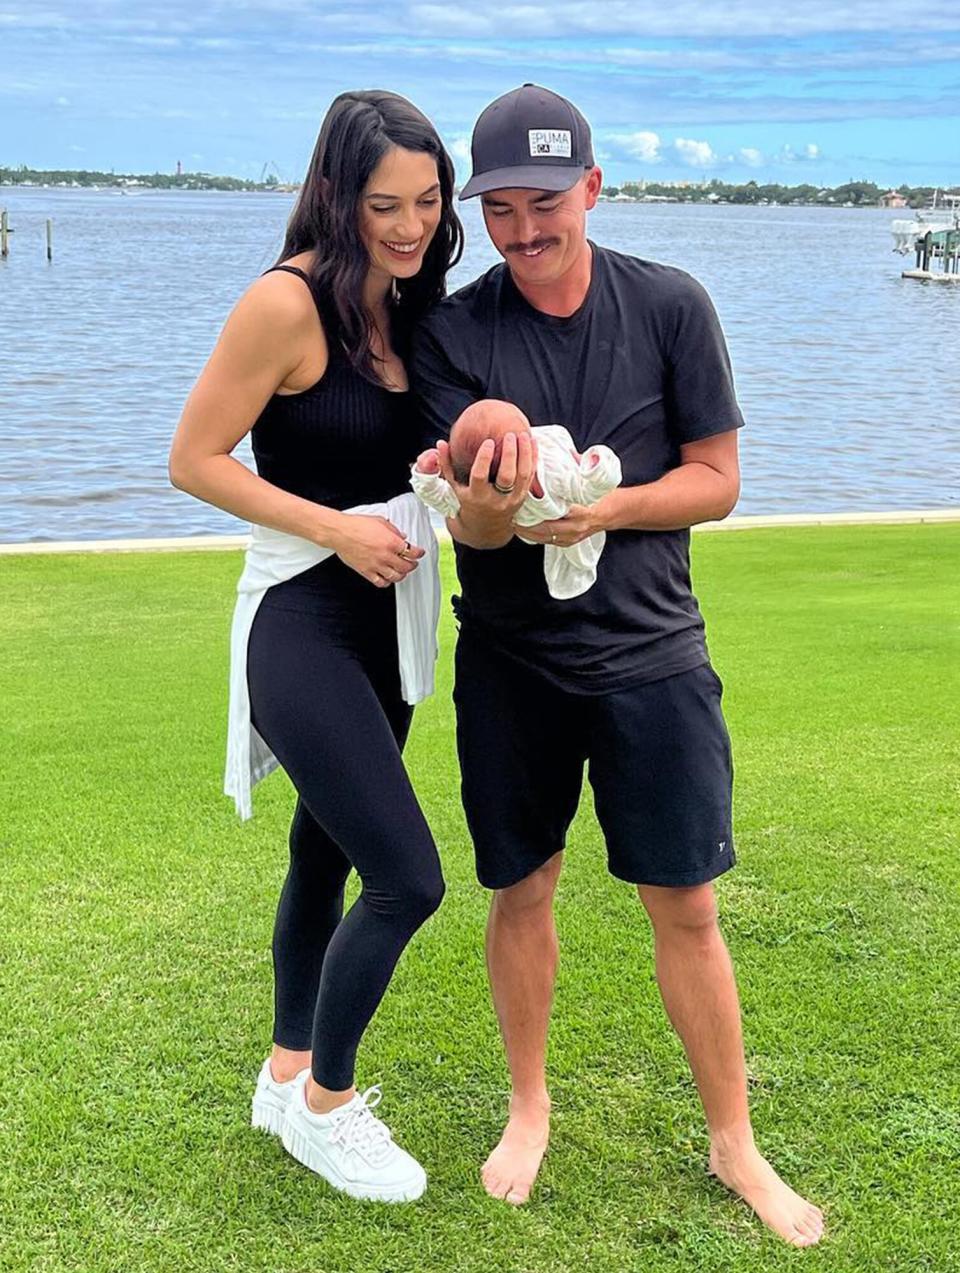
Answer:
[{"xmin": 358, "ymin": 146, "xmax": 443, "ymax": 285}]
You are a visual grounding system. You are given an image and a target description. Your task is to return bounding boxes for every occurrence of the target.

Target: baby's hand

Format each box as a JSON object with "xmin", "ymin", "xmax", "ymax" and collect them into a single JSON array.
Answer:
[{"xmin": 414, "ymin": 447, "xmax": 441, "ymax": 475}]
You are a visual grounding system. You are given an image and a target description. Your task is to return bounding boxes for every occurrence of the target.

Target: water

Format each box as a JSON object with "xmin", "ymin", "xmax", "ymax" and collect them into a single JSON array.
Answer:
[{"xmin": 0, "ymin": 188, "xmax": 957, "ymax": 543}]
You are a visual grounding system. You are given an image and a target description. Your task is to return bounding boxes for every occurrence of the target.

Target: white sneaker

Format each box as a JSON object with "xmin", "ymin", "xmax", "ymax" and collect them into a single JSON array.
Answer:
[
  {"xmin": 251, "ymin": 1058, "xmax": 307, "ymax": 1137},
  {"xmin": 281, "ymin": 1075, "xmax": 427, "ymax": 1202}
]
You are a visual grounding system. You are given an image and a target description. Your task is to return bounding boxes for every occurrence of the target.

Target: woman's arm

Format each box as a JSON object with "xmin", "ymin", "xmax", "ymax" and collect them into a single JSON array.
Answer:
[
  {"xmin": 169, "ymin": 272, "xmax": 346, "ymax": 544},
  {"xmin": 169, "ymin": 273, "xmax": 423, "ymax": 586}
]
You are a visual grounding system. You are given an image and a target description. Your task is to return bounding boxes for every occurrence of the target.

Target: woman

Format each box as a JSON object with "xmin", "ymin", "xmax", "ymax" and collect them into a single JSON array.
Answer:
[{"xmin": 169, "ymin": 91, "xmax": 463, "ymax": 1203}]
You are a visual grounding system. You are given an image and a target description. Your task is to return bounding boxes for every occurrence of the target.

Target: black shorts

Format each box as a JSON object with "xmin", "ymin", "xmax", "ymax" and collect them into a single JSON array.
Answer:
[{"xmin": 453, "ymin": 630, "xmax": 735, "ymax": 890}]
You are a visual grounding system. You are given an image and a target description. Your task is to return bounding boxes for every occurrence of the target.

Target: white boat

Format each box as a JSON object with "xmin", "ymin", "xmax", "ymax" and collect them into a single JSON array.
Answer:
[{"xmin": 892, "ymin": 190, "xmax": 960, "ymax": 254}]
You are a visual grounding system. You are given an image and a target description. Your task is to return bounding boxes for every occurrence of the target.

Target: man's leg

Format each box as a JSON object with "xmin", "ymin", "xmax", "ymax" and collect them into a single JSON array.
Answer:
[
  {"xmin": 481, "ymin": 851, "xmax": 563, "ymax": 1205},
  {"xmin": 453, "ymin": 629, "xmax": 585, "ymax": 1205},
  {"xmin": 639, "ymin": 882, "xmax": 824, "ymax": 1248}
]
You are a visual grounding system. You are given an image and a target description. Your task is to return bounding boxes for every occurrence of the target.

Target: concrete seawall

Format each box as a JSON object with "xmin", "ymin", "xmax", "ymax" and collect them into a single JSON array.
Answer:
[{"xmin": 1, "ymin": 508, "xmax": 957, "ymax": 555}]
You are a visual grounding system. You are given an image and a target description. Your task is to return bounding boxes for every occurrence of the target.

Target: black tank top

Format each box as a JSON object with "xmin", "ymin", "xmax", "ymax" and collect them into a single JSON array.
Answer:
[{"xmin": 251, "ymin": 265, "xmax": 417, "ymax": 510}]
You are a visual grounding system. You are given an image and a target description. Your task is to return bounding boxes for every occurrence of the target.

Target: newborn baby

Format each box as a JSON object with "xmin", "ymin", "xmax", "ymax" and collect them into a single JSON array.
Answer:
[{"xmin": 411, "ymin": 399, "xmax": 622, "ymax": 600}]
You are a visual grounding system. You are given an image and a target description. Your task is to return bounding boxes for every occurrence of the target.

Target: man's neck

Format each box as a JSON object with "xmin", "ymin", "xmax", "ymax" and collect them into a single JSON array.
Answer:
[{"xmin": 509, "ymin": 239, "xmax": 593, "ymax": 318}]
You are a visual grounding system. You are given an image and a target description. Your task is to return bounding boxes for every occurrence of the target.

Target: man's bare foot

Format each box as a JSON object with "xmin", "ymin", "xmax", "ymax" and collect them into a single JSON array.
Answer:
[
  {"xmin": 709, "ymin": 1140, "xmax": 824, "ymax": 1247},
  {"xmin": 481, "ymin": 1095, "xmax": 550, "ymax": 1206}
]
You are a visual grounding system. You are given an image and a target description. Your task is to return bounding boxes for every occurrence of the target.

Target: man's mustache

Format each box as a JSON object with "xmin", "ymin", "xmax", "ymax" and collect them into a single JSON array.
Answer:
[{"xmin": 506, "ymin": 237, "xmax": 561, "ymax": 254}]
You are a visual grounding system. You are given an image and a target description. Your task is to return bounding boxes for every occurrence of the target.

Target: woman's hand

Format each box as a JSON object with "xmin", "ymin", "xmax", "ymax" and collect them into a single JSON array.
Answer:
[{"xmin": 329, "ymin": 513, "xmax": 425, "ymax": 587}]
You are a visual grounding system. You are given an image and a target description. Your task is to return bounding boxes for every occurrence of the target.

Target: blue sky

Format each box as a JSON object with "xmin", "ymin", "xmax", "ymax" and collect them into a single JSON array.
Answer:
[{"xmin": 4, "ymin": 1, "xmax": 959, "ymax": 187}]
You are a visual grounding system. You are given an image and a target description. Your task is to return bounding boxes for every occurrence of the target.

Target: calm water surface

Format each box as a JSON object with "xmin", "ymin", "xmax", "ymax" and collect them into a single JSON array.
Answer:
[{"xmin": 0, "ymin": 188, "xmax": 956, "ymax": 542}]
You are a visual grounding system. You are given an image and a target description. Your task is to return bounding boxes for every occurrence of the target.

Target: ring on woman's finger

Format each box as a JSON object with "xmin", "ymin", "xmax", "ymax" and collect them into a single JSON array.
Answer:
[
  {"xmin": 551, "ymin": 532, "xmax": 558, "ymax": 544},
  {"xmin": 493, "ymin": 481, "xmax": 516, "ymax": 495},
  {"xmin": 397, "ymin": 540, "xmax": 413, "ymax": 560}
]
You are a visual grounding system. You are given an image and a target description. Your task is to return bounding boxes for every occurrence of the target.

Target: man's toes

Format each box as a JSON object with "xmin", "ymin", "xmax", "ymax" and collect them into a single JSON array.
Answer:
[
  {"xmin": 799, "ymin": 1207, "xmax": 824, "ymax": 1239},
  {"xmin": 791, "ymin": 1212, "xmax": 823, "ymax": 1245},
  {"xmin": 505, "ymin": 1185, "xmax": 529, "ymax": 1206},
  {"xmin": 799, "ymin": 1204, "xmax": 823, "ymax": 1230},
  {"xmin": 481, "ymin": 1168, "xmax": 509, "ymax": 1200}
]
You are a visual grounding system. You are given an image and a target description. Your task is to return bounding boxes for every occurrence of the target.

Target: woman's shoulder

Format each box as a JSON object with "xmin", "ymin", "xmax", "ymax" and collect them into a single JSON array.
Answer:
[{"xmin": 234, "ymin": 256, "xmax": 327, "ymax": 344}]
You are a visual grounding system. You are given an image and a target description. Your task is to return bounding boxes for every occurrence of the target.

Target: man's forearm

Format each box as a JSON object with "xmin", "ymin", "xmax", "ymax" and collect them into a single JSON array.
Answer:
[
  {"xmin": 599, "ymin": 462, "xmax": 740, "ymax": 533},
  {"xmin": 446, "ymin": 512, "xmax": 515, "ymax": 550}
]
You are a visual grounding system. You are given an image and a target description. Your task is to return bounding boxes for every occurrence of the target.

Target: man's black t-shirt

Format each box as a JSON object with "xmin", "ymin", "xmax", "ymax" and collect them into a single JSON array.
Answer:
[{"xmin": 410, "ymin": 243, "xmax": 744, "ymax": 694}]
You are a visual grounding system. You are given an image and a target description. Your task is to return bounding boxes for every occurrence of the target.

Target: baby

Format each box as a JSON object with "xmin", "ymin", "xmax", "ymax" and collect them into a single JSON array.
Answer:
[{"xmin": 411, "ymin": 399, "xmax": 622, "ymax": 601}]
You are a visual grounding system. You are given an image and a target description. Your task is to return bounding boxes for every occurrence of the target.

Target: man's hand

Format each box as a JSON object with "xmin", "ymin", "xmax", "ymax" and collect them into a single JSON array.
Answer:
[
  {"xmin": 437, "ymin": 430, "xmax": 537, "ymax": 549},
  {"xmin": 515, "ymin": 500, "xmax": 607, "ymax": 548}
]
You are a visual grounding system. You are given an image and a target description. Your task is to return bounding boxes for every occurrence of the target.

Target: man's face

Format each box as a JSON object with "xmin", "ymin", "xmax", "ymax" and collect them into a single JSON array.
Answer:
[{"xmin": 480, "ymin": 168, "xmax": 601, "ymax": 289}]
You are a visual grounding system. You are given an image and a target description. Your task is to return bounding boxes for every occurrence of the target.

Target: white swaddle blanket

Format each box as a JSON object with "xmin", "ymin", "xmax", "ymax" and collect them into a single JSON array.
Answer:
[
  {"xmin": 224, "ymin": 493, "xmax": 439, "ymax": 820},
  {"xmin": 410, "ymin": 425, "xmax": 622, "ymax": 600}
]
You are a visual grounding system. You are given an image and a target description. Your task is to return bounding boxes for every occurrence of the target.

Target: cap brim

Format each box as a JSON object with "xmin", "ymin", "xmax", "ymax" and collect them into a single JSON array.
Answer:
[{"xmin": 458, "ymin": 164, "xmax": 583, "ymax": 201}]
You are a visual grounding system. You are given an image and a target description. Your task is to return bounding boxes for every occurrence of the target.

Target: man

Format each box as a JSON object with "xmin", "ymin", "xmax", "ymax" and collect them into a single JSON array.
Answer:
[{"xmin": 411, "ymin": 84, "xmax": 823, "ymax": 1248}]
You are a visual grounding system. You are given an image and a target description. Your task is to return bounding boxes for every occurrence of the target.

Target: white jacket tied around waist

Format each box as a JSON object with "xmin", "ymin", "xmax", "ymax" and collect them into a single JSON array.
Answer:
[
  {"xmin": 410, "ymin": 425, "xmax": 622, "ymax": 600},
  {"xmin": 224, "ymin": 493, "xmax": 439, "ymax": 821}
]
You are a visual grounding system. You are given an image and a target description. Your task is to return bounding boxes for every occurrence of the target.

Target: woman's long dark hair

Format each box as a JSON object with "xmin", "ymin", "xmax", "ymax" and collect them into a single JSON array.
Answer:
[{"xmin": 277, "ymin": 90, "xmax": 463, "ymax": 381}]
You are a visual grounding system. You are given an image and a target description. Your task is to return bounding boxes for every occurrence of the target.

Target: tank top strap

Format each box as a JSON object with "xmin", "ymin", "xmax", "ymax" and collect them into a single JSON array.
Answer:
[
  {"xmin": 263, "ymin": 263, "xmax": 312, "ymax": 285},
  {"xmin": 261, "ymin": 265, "xmax": 344, "ymax": 363}
]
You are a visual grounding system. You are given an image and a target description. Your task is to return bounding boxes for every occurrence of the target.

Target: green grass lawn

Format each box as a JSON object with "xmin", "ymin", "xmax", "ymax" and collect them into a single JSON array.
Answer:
[{"xmin": 1, "ymin": 525, "xmax": 958, "ymax": 1273}]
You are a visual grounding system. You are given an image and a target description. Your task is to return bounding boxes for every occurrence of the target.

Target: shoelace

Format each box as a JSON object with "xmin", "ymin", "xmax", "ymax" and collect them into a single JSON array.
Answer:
[{"xmin": 327, "ymin": 1085, "xmax": 394, "ymax": 1164}]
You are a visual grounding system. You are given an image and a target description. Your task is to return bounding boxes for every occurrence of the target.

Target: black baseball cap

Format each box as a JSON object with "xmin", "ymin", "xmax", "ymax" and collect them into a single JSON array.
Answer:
[{"xmin": 459, "ymin": 83, "xmax": 595, "ymax": 201}]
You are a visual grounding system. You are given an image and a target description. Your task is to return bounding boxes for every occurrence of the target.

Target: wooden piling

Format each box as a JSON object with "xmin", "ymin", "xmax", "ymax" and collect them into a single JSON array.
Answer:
[
  {"xmin": 45, "ymin": 219, "xmax": 53, "ymax": 262},
  {"xmin": 1, "ymin": 209, "xmax": 8, "ymax": 258}
]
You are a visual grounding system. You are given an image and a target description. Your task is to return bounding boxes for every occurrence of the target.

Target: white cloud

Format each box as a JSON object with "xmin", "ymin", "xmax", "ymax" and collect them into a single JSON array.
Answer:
[
  {"xmin": 778, "ymin": 142, "xmax": 822, "ymax": 163},
  {"xmin": 674, "ymin": 137, "xmax": 720, "ymax": 167},
  {"xmin": 55, "ymin": 95, "xmax": 69, "ymax": 106},
  {"xmin": 739, "ymin": 147, "xmax": 764, "ymax": 167},
  {"xmin": 409, "ymin": 4, "xmax": 492, "ymax": 34},
  {"xmin": 626, "ymin": 130, "xmax": 661, "ymax": 162},
  {"xmin": 609, "ymin": 130, "xmax": 662, "ymax": 162},
  {"xmin": 448, "ymin": 134, "xmax": 471, "ymax": 162}
]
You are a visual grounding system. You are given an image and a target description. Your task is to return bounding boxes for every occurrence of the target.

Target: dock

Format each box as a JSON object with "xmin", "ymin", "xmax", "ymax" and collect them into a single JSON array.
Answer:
[
  {"xmin": 894, "ymin": 193, "xmax": 960, "ymax": 282},
  {"xmin": 902, "ymin": 227, "xmax": 960, "ymax": 282}
]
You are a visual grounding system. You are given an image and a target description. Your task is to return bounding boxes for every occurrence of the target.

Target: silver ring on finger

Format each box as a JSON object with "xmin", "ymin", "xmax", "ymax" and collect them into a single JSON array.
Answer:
[
  {"xmin": 551, "ymin": 532, "xmax": 558, "ymax": 544},
  {"xmin": 493, "ymin": 481, "xmax": 516, "ymax": 495}
]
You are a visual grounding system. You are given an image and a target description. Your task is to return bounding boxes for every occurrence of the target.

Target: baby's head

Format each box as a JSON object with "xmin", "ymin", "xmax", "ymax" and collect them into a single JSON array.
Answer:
[{"xmin": 449, "ymin": 400, "xmax": 531, "ymax": 485}]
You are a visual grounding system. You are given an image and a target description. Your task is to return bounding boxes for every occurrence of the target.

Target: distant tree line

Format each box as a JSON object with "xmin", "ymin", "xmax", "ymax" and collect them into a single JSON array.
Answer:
[
  {"xmin": 0, "ymin": 165, "xmax": 271, "ymax": 191},
  {"xmin": 4, "ymin": 166, "xmax": 956, "ymax": 207},
  {"xmin": 601, "ymin": 179, "xmax": 957, "ymax": 208}
]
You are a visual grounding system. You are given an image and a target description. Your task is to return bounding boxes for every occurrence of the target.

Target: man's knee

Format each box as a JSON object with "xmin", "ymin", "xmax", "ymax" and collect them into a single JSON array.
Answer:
[
  {"xmin": 493, "ymin": 852, "xmax": 563, "ymax": 920},
  {"xmin": 639, "ymin": 882, "xmax": 719, "ymax": 942}
]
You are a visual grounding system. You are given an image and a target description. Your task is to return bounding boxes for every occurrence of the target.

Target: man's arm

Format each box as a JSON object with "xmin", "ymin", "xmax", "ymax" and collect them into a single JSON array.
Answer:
[
  {"xmin": 602, "ymin": 429, "xmax": 740, "ymax": 530},
  {"xmin": 517, "ymin": 430, "xmax": 739, "ymax": 546},
  {"xmin": 522, "ymin": 274, "xmax": 743, "ymax": 546}
]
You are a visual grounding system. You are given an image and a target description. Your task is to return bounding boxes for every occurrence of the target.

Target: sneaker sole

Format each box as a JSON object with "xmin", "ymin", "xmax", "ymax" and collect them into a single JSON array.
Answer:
[
  {"xmin": 281, "ymin": 1117, "xmax": 426, "ymax": 1203},
  {"xmin": 251, "ymin": 1095, "xmax": 288, "ymax": 1137}
]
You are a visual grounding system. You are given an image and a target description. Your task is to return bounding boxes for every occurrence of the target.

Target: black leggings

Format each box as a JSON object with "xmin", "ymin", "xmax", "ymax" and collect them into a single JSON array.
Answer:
[{"xmin": 247, "ymin": 563, "xmax": 444, "ymax": 1090}]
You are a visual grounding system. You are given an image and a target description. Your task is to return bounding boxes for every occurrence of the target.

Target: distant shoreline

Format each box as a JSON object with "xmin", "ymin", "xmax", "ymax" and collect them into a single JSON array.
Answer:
[{"xmin": 3, "ymin": 167, "xmax": 958, "ymax": 209}]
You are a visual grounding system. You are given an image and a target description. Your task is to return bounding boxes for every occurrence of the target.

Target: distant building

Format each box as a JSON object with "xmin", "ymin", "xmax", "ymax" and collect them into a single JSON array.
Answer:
[{"xmin": 879, "ymin": 190, "xmax": 908, "ymax": 208}]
